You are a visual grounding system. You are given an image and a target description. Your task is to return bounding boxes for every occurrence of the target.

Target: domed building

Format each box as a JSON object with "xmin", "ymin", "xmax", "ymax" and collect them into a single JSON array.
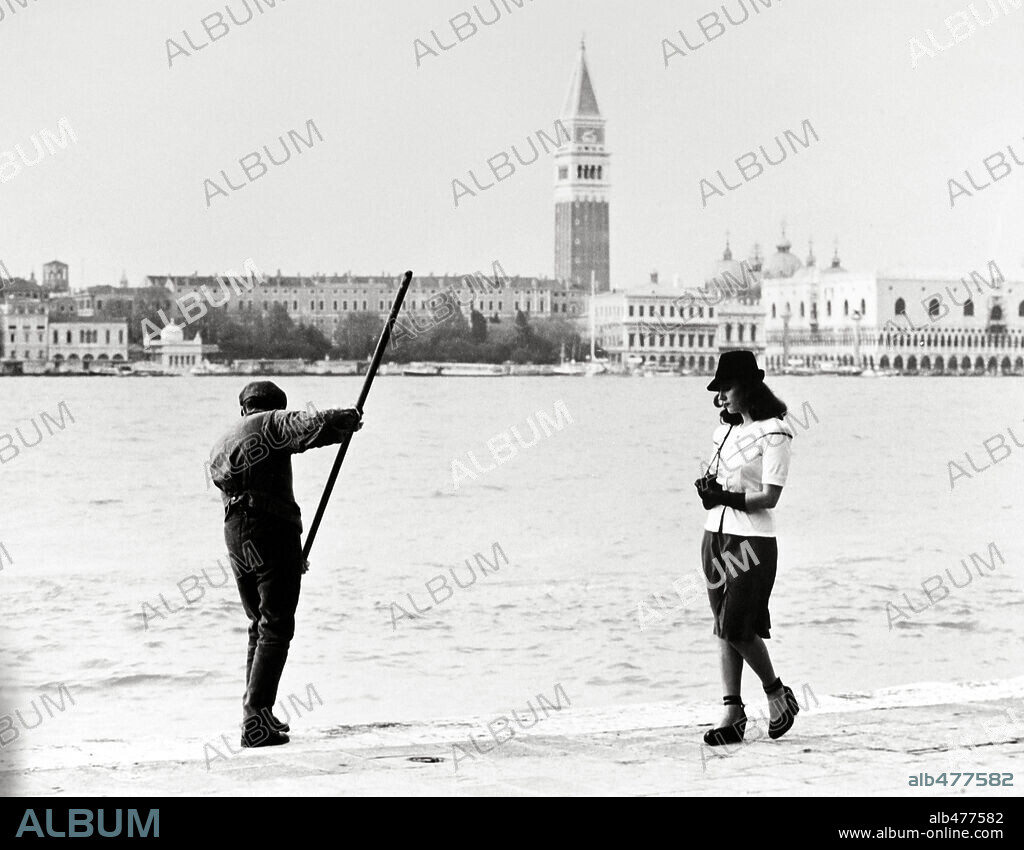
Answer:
[
  {"xmin": 704, "ymin": 237, "xmax": 761, "ymax": 300},
  {"xmin": 762, "ymin": 231, "xmax": 803, "ymax": 279},
  {"xmin": 822, "ymin": 244, "xmax": 846, "ymax": 274},
  {"xmin": 757, "ymin": 232, "xmax": 1024, "ymax": 375},
  {"xmin": 143, "ymin": 321, "xmax": 208, "ymax": 372},
  {"xmin": 707, "ymin": 238, "xmax": 743, "ymax": 284}
]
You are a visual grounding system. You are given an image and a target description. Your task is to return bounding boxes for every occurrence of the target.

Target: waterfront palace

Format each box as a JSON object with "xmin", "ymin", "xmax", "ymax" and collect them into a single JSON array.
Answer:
[{"xmin": 3, "ymin": 44, "xmax": 1021, "ymax": 376}]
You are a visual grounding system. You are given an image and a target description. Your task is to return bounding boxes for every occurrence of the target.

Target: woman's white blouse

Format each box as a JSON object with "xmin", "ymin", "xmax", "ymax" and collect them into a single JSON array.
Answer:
[{"xmin": 703, "ymin": 417, "xmax": 794, "ymax": 538}]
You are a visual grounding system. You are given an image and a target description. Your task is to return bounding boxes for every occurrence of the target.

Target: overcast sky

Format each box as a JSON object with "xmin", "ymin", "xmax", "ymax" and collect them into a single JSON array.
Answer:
[{"xmin": 2, "ymin": 0, "xmax": 1022, "ymax": 289}]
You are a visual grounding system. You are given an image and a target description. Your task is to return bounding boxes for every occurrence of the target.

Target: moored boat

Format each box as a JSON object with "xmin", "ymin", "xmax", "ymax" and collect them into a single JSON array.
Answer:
[
  {"xmin": 190, "ymin": 360, "xmax": 234, "ymax": 376},
  {"xmin": 403, "ymin": 362, "xmax": 508, "ymax": 377}
]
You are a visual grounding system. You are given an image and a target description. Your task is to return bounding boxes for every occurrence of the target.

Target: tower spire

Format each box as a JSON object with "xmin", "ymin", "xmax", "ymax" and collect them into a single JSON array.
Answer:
[
  {"xmin": 777, "ymin": 219, "xmax": 791, "ymax": 252},
  {"xmin": 562, "ymin": 39, "xmax": 601, "ymax": 118}
]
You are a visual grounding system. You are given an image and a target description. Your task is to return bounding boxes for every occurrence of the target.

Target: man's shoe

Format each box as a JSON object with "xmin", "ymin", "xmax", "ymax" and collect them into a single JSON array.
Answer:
[
  {"xmin": 241, "ymin": 714, "xmax": 290, "ymax": 748},
  {"xmin": 268, "ymin": 712, "xmax": 290, "ymax": 734},
  {"xmin": 240, "ymin": 729, "xmax": 289, "ymax": 748}
]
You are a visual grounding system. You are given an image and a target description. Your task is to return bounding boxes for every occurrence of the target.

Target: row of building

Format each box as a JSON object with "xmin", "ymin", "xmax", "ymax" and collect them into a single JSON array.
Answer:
[
  {"xmin": 4, "ymin": 241, "xmax": 1021, "ymax": 376},
  {"xmin": 1, "ymin": 264, "xmax": 130, "ymax": 371},
  {"xmin": 146, "ymin": 266, "xmax": 585, "ymax": 333},
  {"xmin": 3, "ymin": 44, "xmax": 1021, "ymax": 376},
  {"xmin": 591, "ymin": 235, "xmax": 1023, "ymax": 375}
]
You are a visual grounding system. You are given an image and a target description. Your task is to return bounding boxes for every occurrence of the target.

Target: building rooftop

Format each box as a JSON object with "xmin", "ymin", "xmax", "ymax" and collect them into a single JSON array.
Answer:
[
  {"xmin": 148, "ymin": 272, "xmax": 579, "ymax": 291},
  {"xmin": 1, "ymin": 279, "xmax": 44, "ymax": 294},
  {"xmin": 49, "ymin": 315, "xmax": 128, "ymax": 325}
]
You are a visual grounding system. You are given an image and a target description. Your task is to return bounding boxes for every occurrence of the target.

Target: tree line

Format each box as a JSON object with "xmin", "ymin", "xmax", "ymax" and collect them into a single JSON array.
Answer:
[{"xmin": 103, "ymin": 295, "xmax": 591, "ymax": 364}]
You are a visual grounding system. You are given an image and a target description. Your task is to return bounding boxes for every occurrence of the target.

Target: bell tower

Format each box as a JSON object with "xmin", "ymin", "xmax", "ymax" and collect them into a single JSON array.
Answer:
[{"xmin": 554, "ymin": 41, "xmax": 610, "ymax": 292}]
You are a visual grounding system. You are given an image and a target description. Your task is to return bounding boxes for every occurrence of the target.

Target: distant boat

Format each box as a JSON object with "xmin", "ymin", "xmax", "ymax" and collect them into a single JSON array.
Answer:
[
  {"xmin": 130, "ymin": 363, "xmax": 180, "ymax": 377},
  {"xmin": 553, "ymin": 341, "xmax": 582, "ymax": 376},
  {"xmin": 403, "ymin": 362, "xmax": 444, "ymax": 376},
  {"xmin": 190, "ymin": 360, "xmax": 233, "ymax": 376},
  {"xmin": 403, "ymin": 362, "xmax": 508, "ymax": 377},
  {"xmin": 89, "ymin": 364, "xmax": 135, "ymax": 377},
  {"xmin": 816, "ymin": 362, "xmax": 863, "ymax": 376},
  {"xmin": 309, "ymin": 358, "xmax": 361, "ymax": 376},
  {"xmin": 510, "ymin": 363, "xmax": 555, "ymax": 376},
  {"xmin": 782, "ymin": 356, "xmax": 814, "ymax": 376},
  {"xmin": 552, "ymin": 360, "xmax": 587, "ymax": 376},
  {"xmin": 581, "ymin": 272, "xmax": 609, "ymax": 378},
  {"xmin": 640, "ymin": 365, "xmax": 680, "ymax": 378}
]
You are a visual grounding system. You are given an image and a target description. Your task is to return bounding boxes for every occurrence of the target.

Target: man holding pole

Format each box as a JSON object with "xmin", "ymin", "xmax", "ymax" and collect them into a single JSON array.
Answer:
[
  {"xmin": 211, "ymin": 270, "xmax": 412, "ymax": 749},
  {"xmin": 210, "ymin": 381, "xmax": 362, "ymax": 748}
]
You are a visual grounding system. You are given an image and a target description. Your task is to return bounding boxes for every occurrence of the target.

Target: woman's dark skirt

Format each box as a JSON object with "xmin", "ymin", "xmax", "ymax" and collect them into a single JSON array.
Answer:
[{"xmin": 701, "ymin": 530, "xmax": 778, "ymax": 641}]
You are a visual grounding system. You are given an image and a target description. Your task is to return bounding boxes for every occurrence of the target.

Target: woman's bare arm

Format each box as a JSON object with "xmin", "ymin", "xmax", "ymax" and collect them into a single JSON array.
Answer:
[{"xmin": 743, "ymin": 483, "xmax": 784, "ymax": 511}]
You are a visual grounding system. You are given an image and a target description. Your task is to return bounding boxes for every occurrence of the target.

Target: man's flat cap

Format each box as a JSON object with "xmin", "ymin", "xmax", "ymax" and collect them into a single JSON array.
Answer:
[{"xmin": 239, "ymin": 381, "xmax": 287, "ymax": 410}]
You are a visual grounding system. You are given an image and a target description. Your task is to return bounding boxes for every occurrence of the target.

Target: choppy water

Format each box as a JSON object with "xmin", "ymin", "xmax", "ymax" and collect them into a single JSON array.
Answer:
[{"xmin": 1, "ymin": 376, "xmax": 1022, "ymax": 767}]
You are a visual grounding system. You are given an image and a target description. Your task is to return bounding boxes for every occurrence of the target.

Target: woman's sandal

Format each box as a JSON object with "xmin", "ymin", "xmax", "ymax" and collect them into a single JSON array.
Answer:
[
  {"xmin": 703, "ymin": 695, "xmax": 746, "ymax": 746},
  {"xmin": 765, "ymin": 677, "xmax": 800, "ymax": 740}
]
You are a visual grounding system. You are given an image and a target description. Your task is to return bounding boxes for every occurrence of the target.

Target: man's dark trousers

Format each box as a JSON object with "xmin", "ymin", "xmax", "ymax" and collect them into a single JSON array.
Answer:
[{"xmin": 224, "ymin": 498, "xmax": 303, "ymax": 725}]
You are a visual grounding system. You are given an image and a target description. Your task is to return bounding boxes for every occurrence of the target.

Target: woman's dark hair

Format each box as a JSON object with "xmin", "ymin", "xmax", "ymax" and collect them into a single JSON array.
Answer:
[{"xmin": 715, "ymin": 380, "xmax": 788, "ymax": 425}]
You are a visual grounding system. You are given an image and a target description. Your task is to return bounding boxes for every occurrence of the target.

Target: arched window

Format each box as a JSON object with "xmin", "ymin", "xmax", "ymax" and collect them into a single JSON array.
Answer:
[
  {"xmin": 928, "ymin": 298, "xmax": 940, "ymax": 318},
  {"xmin": 894, "ymin": 298, "xmax": 906, "ymax": 316},
  {"xmin": 725, "ymin": 323, "xmax": 732, "ymax": 342},
  {"xmin": 577, "ymin": 165, "xmax": 582, "ymax": 178},
  {"xmin": 771, "ymin": 303, "xmax": 777, "ymax": 318},
  {"xmin": 750, "ymin": 325, "xmax": 756, "ymax": 342},
  {"xmin": 738, "ymin": 324, "xmax": 745, "ymax": 342},
  {"xmin": 597, "ymin": 166, "xmax": 602, "ymax": 179},
  {"xmin": 991, "ymin": 305, "xmax": 1003, "ymax": 321},
  {"xmin": 860, "ymin": 298, "xmax": 866, "ymax": 315},
  {"xmin": 844, "ymin": 300, "xmax": 849, "ymax": 316},
  {"xmin": 800, "ymin": 302, "xmax": 805, "ymax": 317},
  {"xmin": 964, "ymin": 300, "xmax": 974, "ymax": 317},
  {"xmin": 826, "ymin": 300, "xmax": 832, "ymax": 317},
  {"xmin": 1018, "ymin": 300, "xmax": 1024, "ymax": 317}
]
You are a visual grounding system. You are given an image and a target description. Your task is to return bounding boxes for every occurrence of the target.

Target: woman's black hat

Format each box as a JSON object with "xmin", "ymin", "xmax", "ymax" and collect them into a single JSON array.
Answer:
[{"xmin": 706, "ymin": 350, "xmax": 765, "ymax": 391}]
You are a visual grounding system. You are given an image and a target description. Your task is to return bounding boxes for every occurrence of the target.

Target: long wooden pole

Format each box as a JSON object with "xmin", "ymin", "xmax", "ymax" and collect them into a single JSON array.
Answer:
[{"xmin": 302, "ymin": 270, "xmax": 412, "ymax": 560}]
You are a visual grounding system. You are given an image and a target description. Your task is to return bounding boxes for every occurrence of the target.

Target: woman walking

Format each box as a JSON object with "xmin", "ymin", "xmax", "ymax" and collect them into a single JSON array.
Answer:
[{"xmin": 694, "ymin": 350, "xmax": 799, "ymax": 745}]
